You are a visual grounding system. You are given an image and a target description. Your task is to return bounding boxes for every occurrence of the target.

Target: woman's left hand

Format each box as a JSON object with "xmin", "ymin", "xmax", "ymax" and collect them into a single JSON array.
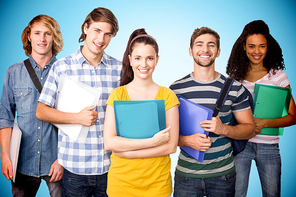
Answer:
[{"xmin": 254, "ymin": 117, "xmax": 266, "ymax": 130}]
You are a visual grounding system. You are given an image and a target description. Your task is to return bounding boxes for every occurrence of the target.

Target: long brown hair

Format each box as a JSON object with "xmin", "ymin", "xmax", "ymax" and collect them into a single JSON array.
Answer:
[{"xmin": 120, "ymin": 28, "xmax": 159, "ymax": 86}]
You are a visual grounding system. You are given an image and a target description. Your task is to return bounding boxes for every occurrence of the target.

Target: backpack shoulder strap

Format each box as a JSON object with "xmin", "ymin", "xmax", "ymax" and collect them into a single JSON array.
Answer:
[
  {"xmin": 24, "ymin": 59, "xmax": 43, "ymax": 93},
  {"xmin": 213, "ymin": 78, "xmax": 235, "ymax": 117}
]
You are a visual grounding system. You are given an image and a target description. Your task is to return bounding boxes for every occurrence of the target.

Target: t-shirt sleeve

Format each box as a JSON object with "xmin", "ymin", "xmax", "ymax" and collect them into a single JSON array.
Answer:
[
  {"xmin": 162, "ymin": 87, "xmax": 180, "ymax": 111},
  {"xmin": 106, "ymin": 87, "xmax": 121, "ymax": 107},
  {"xmin": 276, "ymin": 70, "xmax": 290, "ymax": 87},
  {"xmin": 231, "ymin": 82, "xmax": 251, "ymax": 113}
]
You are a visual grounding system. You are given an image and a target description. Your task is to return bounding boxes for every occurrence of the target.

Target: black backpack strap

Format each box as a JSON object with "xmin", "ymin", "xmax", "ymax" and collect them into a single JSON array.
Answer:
[
  {"xmin": 213, "ymin": 78, "xmax": 234, "ymax": 117},
  {"xmin": 24, "ymin": 59, "xmax": 43, "ymax": 93},
  {"xmin": 24, "ymin": 58, "xmax": 58, "ymax": 133}
]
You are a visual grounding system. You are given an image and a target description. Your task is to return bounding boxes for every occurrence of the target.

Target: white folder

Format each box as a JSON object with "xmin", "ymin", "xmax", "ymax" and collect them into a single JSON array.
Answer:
[
  {"xmin": 54, "ymin": 76, "xmax": 100, "ymax": 143},
  {"xmin": 9, "ymin": 121, "xmax": 22, "ymax": 183}
]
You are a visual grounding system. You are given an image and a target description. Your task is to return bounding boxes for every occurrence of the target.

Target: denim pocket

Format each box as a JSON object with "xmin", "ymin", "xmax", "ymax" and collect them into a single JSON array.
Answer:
[
  {"xmin": 223, "ymin": 171, "xmax": 236, "ymax": 182},
  {"xmin": 174, "ymin": 173, "xmax": 188, "ymax": 181},
  {"xmin": 13, "ymin": 87, "xmax": 33, "ymax": 111}
]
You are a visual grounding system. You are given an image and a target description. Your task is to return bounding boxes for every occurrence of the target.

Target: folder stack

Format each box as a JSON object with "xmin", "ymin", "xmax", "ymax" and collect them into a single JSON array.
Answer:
[
  {"xmin": 177, "ymin": 95, "xmax": 213, "ymax": 163},
  {"xmin": 253, "ymin": 84, "xmax": 292, "ymax": 135},
  {"xmin": 113, "ymin": 100, "xmax": 166, "ymax": 139},
  {"xmin": 54, "ymin": 76, "xmax": 101, "ymax": 142}
]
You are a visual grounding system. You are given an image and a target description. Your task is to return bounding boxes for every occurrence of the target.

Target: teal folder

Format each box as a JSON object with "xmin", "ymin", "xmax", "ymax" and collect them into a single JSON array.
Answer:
[
  {"xmin": 253, "ymin": 84, "xmax": 292, "ymax": 135},
  {"xmin": 113, "ymin": 100, "xmax": 166, "ymax": 139}
]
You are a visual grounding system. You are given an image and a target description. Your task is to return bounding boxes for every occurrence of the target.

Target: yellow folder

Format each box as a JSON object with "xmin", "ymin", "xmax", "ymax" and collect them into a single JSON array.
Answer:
[{"xmin": 253, "ymin": 84, "xmax": 292, "ymax": 135}]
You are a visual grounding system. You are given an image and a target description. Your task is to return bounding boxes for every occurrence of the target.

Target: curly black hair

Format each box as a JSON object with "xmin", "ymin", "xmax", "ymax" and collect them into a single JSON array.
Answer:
[{"xmin": 226, "ymin": 20, "xmax": 285, "ymax": 81}]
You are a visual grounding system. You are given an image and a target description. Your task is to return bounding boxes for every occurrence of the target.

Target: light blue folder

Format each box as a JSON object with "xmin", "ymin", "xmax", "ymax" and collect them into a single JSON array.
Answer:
[
  {"xmin": 113, "ymin": 100, "xmax": 166, "ymax": 139},
  {"xmin": 177, "ymin": 95, "xmax": 213, "ymax": 163}
]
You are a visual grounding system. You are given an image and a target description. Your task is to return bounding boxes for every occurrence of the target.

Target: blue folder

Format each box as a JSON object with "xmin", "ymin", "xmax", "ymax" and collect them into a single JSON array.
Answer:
[
  {"xmin": 113, "ymin": 100, "xmax": 166, "ymax": 139},
  {"xmin": 177, "ymin": 95, "xmax": 213, "ymax": 163}
]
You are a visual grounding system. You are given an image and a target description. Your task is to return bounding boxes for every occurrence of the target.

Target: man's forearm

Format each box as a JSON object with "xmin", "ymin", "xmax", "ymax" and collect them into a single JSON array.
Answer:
[
  {"xmin": 223, "ymin": 123, "xmax": 255, "ymax": 140},
  {"xmin": 36, "ymin": 102, "xmax": 79, "ymax": 124},
  {"xmin": 178, "ymin": 135, "xmax": 190, "ymax": 147},
  {"xmin": 0, "ymin": 127, "xmax": 12, "ymax": 157}
]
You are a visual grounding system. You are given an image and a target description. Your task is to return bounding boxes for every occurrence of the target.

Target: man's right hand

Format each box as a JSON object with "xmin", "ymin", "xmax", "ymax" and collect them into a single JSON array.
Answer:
[
  {"xmin": 77, "ymin": 105, "xmax": 98, "ymax": 126},
  {"xmin": 179, "ymin": 133, "xmax": 211, "ymax": 152},
  {"xmin": 1, "ymin": 154, "xmax": 13, "ymax": 180}
]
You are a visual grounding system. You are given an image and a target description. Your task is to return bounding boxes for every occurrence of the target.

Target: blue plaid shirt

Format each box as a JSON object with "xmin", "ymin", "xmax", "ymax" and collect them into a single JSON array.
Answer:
[{"xmin": 38, "ymin": 46, "xmax": 122, "ymax": 175}]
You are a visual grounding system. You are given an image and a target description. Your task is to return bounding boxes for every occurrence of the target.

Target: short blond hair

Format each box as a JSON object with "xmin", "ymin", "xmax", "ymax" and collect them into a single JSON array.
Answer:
[{"xmin": 21, "ymin": 15, "xmax": 63, "ymax": 57}]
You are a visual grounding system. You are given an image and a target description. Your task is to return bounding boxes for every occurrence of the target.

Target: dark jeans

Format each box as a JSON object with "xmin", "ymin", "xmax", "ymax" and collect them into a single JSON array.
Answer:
[
  {"xmin": 62, "ymin": 168, "xmax": 108, "ymax": 197},
  {"xmin": 173, "ymin": 171, "xmax": 236, "ymax": 197},
  {"xmin": 11, "ymin": 171, "xmax": 62, "ymax": 197}
]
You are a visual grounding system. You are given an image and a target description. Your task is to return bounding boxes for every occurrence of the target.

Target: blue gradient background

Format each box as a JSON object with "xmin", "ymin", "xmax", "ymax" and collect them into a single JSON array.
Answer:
[{"xmin": 0, "ymin": 0, "xmax": 295, "ymax": 196}]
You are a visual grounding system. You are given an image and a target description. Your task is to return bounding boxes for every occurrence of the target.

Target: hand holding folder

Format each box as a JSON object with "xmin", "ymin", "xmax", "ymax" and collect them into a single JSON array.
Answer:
[
  {"xmin": 177, "ymin": 95, "xmax": 213, "ymax": 163},
  {"xmin": 54, "ymin": 76, "xmax": 101, "ymax": 142},
  {"xmin": 9, "ymin": 122, "xmax": 22, "ymax": 183},
  {"xmin": 253, "ymin": 84, "xmax": 292, "ymax": 135},
  {"xmin": 113, "ymin": 100, "xmax": 166, "ymax": 139}
]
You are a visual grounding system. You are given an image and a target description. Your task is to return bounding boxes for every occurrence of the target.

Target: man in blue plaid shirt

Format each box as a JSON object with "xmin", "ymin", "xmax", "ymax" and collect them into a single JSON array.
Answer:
[{"xmin": 36, "ymin": 7, "xmax": 122, "ymax": 197}]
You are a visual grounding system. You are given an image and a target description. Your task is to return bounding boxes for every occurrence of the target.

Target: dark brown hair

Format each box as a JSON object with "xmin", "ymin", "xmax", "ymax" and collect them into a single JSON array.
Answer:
[
  {"xmin": 120, "ymin": 28, "xmax": 159, "ymax": 86},
  {"xmin": 190, "ymin": 27, "xmax": 220, "ymax": 49},
  {"xmin": 79, "ymin": 7, "xmax": 119, "ymax": 42}
]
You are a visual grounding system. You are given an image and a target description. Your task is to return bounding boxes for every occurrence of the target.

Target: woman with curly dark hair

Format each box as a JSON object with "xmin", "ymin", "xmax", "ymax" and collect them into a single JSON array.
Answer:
[{"xmin": 227, "ymin": 20, "xmax": 296, "ymax": 197}]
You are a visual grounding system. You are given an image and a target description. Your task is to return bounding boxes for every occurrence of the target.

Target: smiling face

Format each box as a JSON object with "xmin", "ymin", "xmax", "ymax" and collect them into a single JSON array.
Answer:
[
  {"xmin": 28, "ymin": 22, "xmax": 53, "ymax": 57},
  {"xmin": 244, "ymin": 34, "xmax": 268, "ymax": 67},
  {"xmin": 129, "ymin": 43, "xmax": 159, "ymax": 81},
  {"xmin": 83, "ymin": 21, "xmax": 113, "ymax": 60},
  {"xmin": 189, "ymin": 33, "xmax": 220, "ymax": 68}
]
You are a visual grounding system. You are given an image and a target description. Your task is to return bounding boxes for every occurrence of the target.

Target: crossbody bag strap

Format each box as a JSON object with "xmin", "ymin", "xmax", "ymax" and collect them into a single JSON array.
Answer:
[
  {"xmin": 24, "ymin": 59, "xmax": 43, "ymax": 94},
  {"xmin": 213, "ymin": 78, "xmax": 234, "ymax": 117},
  {"xmin": 24, "ymin": 59, "xmax": 58, "ymax": 133}
]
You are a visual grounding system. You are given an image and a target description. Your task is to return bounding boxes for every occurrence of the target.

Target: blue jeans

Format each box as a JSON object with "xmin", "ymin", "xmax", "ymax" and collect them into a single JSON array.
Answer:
[
  {"xmin": 234, "ymin": 142, "xmax": 281, "ymax": 197},
  {"xmin": 11, "ymin": 171, "xmax": 62, "ymax": 197},
  {"xmin": 173, "ymin": 171, "xmax": 236, "ymax": 197},
  {"xmin": 62, "ymin": 168, "xmax": 108, "ymax": 197}
]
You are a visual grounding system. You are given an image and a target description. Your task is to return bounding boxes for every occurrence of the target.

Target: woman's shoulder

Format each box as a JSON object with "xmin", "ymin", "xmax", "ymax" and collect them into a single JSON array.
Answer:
[
  {"xmin": 112, "ymin": 86, "xmax": 126, "ymax": 93},
  {"xmin": 157, "ymin": 86, "xmax": 179, "ymax": 110},
  {"xmin": 158, "ymin": 86, "xmax": 176, "ymax": 97},
  {"xmin": 108, "ymin": 86, "xmax": 128, "ymax": 101},
  {"xmin": 269, "ymin": 69, "xmax": 287, "ymax": 76}
]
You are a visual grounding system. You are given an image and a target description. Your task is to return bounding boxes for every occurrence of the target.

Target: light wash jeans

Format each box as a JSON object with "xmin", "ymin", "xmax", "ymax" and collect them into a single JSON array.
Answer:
[{"xmin": 234, "ymin": 142, "xmax": 281, "ymax": 197}]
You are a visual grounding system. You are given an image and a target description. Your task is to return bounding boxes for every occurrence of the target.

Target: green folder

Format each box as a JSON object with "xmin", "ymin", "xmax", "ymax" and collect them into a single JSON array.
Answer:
[
  {"xmin": 253, "ymin": 84, "xmax": 292, "ymax": 135},
  {"xmin": 113, "ymin": 100, "xmax": 166, "ymax": 139}
]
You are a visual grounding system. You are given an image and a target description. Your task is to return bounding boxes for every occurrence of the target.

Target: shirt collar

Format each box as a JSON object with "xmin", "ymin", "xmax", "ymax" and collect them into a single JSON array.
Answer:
[
  {"xmin": 76, "ymin": 45, "xmax": 109, "ymax": 68},
  {"xmin": 28, "ymin": 54, "xmax": 57, "ymax": 69}
]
